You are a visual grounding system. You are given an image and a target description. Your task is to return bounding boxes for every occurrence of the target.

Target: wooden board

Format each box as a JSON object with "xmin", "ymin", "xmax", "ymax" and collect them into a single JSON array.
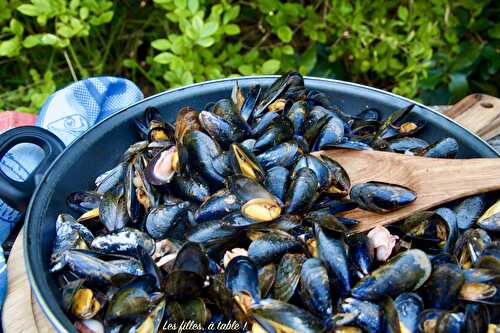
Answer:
[{"xmin": 2, "ymin": 94, "xmax": 500, "ymax": 333}]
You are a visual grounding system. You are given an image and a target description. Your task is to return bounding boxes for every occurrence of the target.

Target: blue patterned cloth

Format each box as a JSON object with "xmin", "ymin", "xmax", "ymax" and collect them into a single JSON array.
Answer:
[{"xmin": 0, "ymin": 77, "xmax": 143, "ymax": 311}]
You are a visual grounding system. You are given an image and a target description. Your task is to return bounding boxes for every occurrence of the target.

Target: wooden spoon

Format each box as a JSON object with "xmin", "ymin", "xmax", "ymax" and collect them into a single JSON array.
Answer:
[
  {"xmin": 317, "ymin": 94, "xmax": 500, "ymax": 233},
  {"xmin": 318, "ymin": 149, "xmax": 500, "ymax": 233}
]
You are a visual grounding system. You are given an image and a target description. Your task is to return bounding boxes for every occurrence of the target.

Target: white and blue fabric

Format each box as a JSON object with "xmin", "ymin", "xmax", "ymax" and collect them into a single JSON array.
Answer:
[{"xmin": 0, "ymin": 77, "xmax": 143, "ymax": 312}]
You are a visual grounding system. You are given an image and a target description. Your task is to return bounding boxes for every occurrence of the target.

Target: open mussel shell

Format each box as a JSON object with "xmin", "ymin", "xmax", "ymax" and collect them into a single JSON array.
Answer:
[
  {"xmin": 285, "ymin": 167, "xmax": 319, "ymax": 214},
  {"xmin": 320, "ymin": 155, "xmax": 351, "ymax": 196},
  {"xmin": 224, "ymin": 256, "xmax": 260, "ymax": 303},
  {"xmin": 70, "ymin": 288, "xmax": 101, "ymax": 320},
  {"xmin": 264, "ymin": 166, "xmax": 290, "ymax": 202},
  {"xmin": 299, "ymin": 258, "xmax": 333, "ymax": 321},
  {"xmin": 477, "ymin": 199, "xmax": 500, "ymax": 233},
  {"xmin": 248, "ymin": 231, "xmax": 301, "ymax": 267},
  {"xmin": 314, "ymin": 224, "xmax": 351, "ymax": 297},
  {"xmin": 175, "ymin": 107, "xmax": 201, "ymax": 143},
  {"xmin": 99, "ymin": 191, "xmax": 130, "ymax": 232},
  {"xmin": 272, "ymin": 253, "xmax": 305, "ymax": 302},
  {"xmin": 350, "ymin": 181, "xmax": 416, "ymax": 213},
  {"xmin": 394, "ymin": 293, "xmax": 424, "ymax": 333},
  {"xmin": 230, "ymin": 143, "xmax": 266, "ymax": 182},
  {"xmin": 240, "ymin": 84, "xmax": 261, "ymax": 122},
  {"xmin": 454, "ymin": 228, "xmax": 491, "ymax": 269},
  {"xmin": 212, "ymin": 98, "xmax": 251, "ymax": 135},
  {"xmin": 397, "ymin": 208, "xmax": 458, "ymax": 254},
  {"xmin": 145, "ymin": 145, "xmax": 177, "ymax": 186},
  {"xmin": 250, "ymin": 299, "xmax": 324, "ymax": 333},
  {"xmin": 351, "ymin": 249, "xmax": 432, "ymax": 301},
  {"xmin": 227, "ymin": 175, "xmax": 281, "ymax": 222}
]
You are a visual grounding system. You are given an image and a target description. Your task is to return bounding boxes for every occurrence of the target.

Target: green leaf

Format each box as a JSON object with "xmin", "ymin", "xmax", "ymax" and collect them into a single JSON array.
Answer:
[
  {"xmin": 488, "ymin": 24, "xmax": 500, "ymax": 39},
  {"xmin": 261, "ymin": 59, "xmax": 280, "ymax": 74},
  {"xmin": 223, "ymin": 5, "xmax": 240, "ymax": 24},
  {"xmin": 174, "ymin": 0, "xmax": 187, "ymax": 9},
  {"xmin": 450, "ymin": 42, "xmax": 482, "ymax": 72},
  {"xmin": 277, "ymin": 26, "xmax": 293, "ymax": 43},
  {"xmin": 192, "ymin": 15, "xmax": 203, "ymax": 32},
  {"xmin": 187, "ymin": 0, "xmax": 199, "ymax": 14},
  {"xmin": 90, "ymin": 11, "xmax": 114, "ymax": 25},
  {"xmin": 151, "ymin": 39, "xmax": 171, "ymax": 50},
  {"xmin": 196, "ymin": 37, "xmax": 215, "ymax": 47},
  {"xmin": 154, "ymin": 52, "xmax": 175, "ymax": 64},
  {"xmin": 0, "ymin": 37, "xmax": 21, "ymax": 57},
  {"xmin": 300, "ymin": 46, "xmax": 317, "ymax": 73},
  {"xmin": 10, "ymin": 19, "xmax": 24, "ymax": 36},
  {"xmin": 397, "ymin": 6, "xmax": 408, "ymax": 21},
  {"xmin": 282, "ymin": 45, "xmax": 294, "ymax": 55},
  {"xmin": 17, "ymin": 4, "xmax": 40, "ymax": 16},
  {"xmin": 22, "ymin": 33, "xmax": 60, "ymax": 48},
  {"xmin": 80, "ymin": 7, "xmax": 89, "ymax": 20},
  {"xmin": 201, "ymin": 21, "xmax": 219, "ymax": 38},
  {"xmin": 224, "ymin": 24, "xmax": 240, "ymax": 35},
  {"xmin": 448, "ymin": 73, "xmax": 469, "ymax": 103},
  {"xmin": 238, "ymin": 64, "xmax": 253, "ymax": 75}
]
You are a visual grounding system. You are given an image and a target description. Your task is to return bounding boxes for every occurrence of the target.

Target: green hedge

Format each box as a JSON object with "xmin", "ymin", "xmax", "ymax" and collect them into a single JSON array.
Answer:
[{"xmin": 0, "ymin": 0, "xmax": 499, "ymax": 113}]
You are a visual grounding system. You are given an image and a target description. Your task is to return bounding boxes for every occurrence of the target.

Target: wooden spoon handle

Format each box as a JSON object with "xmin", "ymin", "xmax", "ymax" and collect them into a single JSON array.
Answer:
[{"xmin": 443, "ymin": 94, "xmax": 500, "ymax": 140}]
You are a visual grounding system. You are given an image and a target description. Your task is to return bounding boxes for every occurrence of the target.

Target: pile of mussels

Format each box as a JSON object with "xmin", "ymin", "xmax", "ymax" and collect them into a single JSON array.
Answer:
[{"xmin": 50, "ymin": 72, "xmax": 499, "ymax": 333}]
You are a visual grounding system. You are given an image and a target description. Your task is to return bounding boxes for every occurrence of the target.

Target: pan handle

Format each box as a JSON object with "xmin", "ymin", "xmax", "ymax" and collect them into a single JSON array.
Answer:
[{"xmin": 0, "ymin": 126, "xmax": 65, "ymax": 212}]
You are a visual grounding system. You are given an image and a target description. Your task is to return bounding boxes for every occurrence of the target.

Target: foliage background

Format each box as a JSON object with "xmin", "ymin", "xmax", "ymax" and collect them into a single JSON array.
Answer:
[{"xmin": 0, "ymin": 0, "xmax": 499, "ymax": 113}]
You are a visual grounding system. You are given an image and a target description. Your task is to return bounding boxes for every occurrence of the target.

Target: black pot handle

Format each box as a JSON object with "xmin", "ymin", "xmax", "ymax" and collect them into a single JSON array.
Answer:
[{"xmin": 0, "ymin": 126, "xmax": 65, "ymax": 212}]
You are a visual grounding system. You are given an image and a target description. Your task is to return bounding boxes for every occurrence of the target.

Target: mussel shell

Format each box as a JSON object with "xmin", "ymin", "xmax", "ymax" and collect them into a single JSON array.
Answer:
[
  {"xmin": 52, "ymin": 214, "xmax": 94, "ymax": 255},
  {"xmin": 99, "ymin": 192, "xmax": 130, "ymax": 232},
  {"xmin": 418, "ymin": 137, "xmax": 459, "ymax": 158},
  {"xmin": 454, "ymin": 228, "xmax": 491, "ymax": 269},
  {"xmin": 272, "ymin": 253, "xmax": 305, "ymax": 302},
  {"xmin": 172, "ymin": 174, "xmax": 210, "ymax": 203},
  {"xmin": 240, "ymin": 84, "xmax": 261, "ymax": 122},
  {"xmin": 199, "ymin": 110, "xmax": 246, "ymax": 147},
  {"xmin": 313, "ymin": 113, "xmax": 345, "ymax": 150},
  {"xmin": 435, "ymin": 312, "xmax": 465, "ymax": 333},
  {"xmin": 292, "ymin": 155, "xmax": 330, "ymax": 189},
  {"xmin": 315, "ymin": 225, "xmax": 351, "ymax": 296},
  {"xmin": 91, "ymin": 227, "xmax": 155, "ymax": 256},
  {"xmin": 183, "ymin": 130, "xmax": 224, "ymax": 188},
  {"xmin": 252, "ymin": 111, "xmax": 280, "ymax": 137},
  {"xmin": 248, "ymin": 231, "xmax": 301, "ymax": 267},
  {"xmin": 340, "ymin": 297, "xmax": 380, "ymax": 333},
  {"xmin": 172, "ymin": 242, "xmax": 209, "ymax": 277},
  {"xmin": 194, "ymin": 190, "xmax": 241, "ymax": 223},
  {"xmin": 350, "ymin": 181, "xmax": 416, "ymax": 213},
  {"xmin": 417, "ymin": 309, "xmax": 445, "ymax": 333},
  {"xmin": 287, "ymin": 100, "xmax": 308, "ymax": 135},
  {"xmin": 264, "ymin": 166, "xmax": 290, "ymax": 202},
  {"xmin": 351, "ymin": 249, "xmax": 432, "ymax": 301},
  {"xmin": 477, "ymin": 199, "xmax": 500, "ymax": 232},
  {"xmin": 321, "ymin": 155, "xmax": 351, "ymax": 196},
  {"xmin": 186, "ymin": 219, "xmax": 241, "ymax": 246},
  {"xmin": 145, "ymin": 202, "xmax": 189, "ymax": 240},
  {"xmin": 386, "ymin": 137, "xmax": 429, "ymax": 153},
  {"xmin": 105, "ymin": 286, "xmax": 158, "ymax": 322},
  {"xmin": 164, "ymin": 298, "xmax": 210, "ymax": 326},
  {"xmin": 251, "ymin": 299, "xmax": 324, "ymax": 333},
  {"xmin": 67, "ymin": 191, "xmax": 102, "ymax": 213},
  {"xmin": 347, "ymin": 233, "xmax": 373, "ymax": 279},
  {"xmin": 357, "ymin": 107, "xmax": 381, "ymax": 122},
  {"xmin": 258, "ymin": 264, "xmax": 276, "ymax": 298},
  {"xmin": 285, "ymin": 167, "xmax": 319, "ymax": 214},
  {"xmin": 254, "ymin": 116, "xmax": 294, "ymax": 151},
  {"xmin": 421, "ymin": 263, "xmax": 464, "ymax": 309},
  {"xmin": 230, "ymin": 143, "xmax": 265, "ymax": 182},
  {"xmin": 454, "ymin": 194, "xmax": 486, "ymax": 230},
  {"xmin": 256, "ymin": 141, "xmax": 302, "ymax": 169},
  {"xmin": 394, "ymin": 293, "xmax": 424, "ymax": 333},
  {"xmin": 464, "ymin": 304, "xmax": 490, "ymax": 333},
  {"xmin": 224, "ymin": 256, "xmax": 260, "ymax": 302},
  {"xmin": 379, "ymin": 296, "xmax": 401, "ymax": 333},
  {"xmin": 212, "ymin": 98, "xmax": 251, "ymax": 135},
  {"xmin": 299, "ymin": 258, "xmax": 333, "ymax": 321},
  {"xmin": 145, "ymin": 145, "xmax": 177, "ymax": 186}
]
